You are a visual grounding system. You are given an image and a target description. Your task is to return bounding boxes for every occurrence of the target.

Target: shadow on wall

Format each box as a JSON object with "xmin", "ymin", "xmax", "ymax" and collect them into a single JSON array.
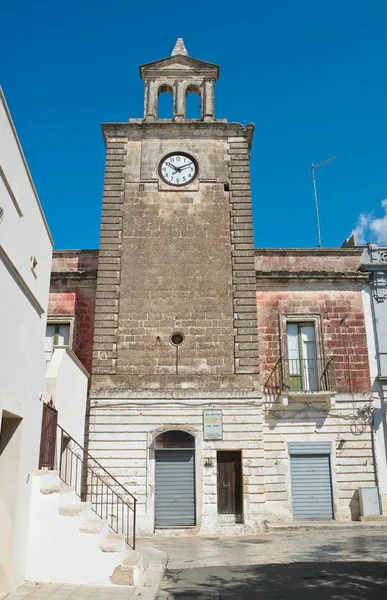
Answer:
[
  {"xmin": 349, "ymin": 490, "xmax": 360, "ymax": 521},
  {"xmin": 265, "ymin": 410, "xmax": 329, "ymax": 431}
]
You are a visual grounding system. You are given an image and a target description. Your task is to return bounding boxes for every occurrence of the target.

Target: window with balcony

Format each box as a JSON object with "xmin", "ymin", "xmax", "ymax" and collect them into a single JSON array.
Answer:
[
  {"xmin": 287, "ymin": 322, "xmax": 318, "ymax": 392},
  {"xmin": 264, "ymin": 315, "xmax": 335, "ymax": 405}
]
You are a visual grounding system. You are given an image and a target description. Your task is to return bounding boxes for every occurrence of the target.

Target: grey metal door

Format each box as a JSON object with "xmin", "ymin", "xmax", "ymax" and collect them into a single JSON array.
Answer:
[
  {"xmin": 155, "ymin": 450, "xmax": 195, "ymax": 526},
  {"xmin": 290, "ymin": 443, "xmax": 333, "ymax": 520}
]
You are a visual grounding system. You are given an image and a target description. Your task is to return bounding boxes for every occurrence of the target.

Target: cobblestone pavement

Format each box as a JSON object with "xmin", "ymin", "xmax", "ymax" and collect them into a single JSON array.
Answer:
[
  {"xmin": 7, "ymin": 581, "xmax": 134, "ymax": 600},
  {"xmin": 152, "ymin": 528, "xmax": 387, "ymax": 599}
]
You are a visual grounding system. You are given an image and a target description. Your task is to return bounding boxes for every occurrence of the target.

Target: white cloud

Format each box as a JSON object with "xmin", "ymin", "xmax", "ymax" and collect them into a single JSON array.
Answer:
[{"xmin": 351, "ymin": 199, "xmax": 387, "ymax": 245}]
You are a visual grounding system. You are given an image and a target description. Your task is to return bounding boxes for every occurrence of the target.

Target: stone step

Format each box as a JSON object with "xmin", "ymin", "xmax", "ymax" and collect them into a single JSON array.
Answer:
[
  {"xmin": 110, "ymin": 565, "xmax": 134, "ymax": 586},
  {"xmin": 100, "ymin": 533, "xmax": 126, "ymax": 553},
  {"xmin": 59, "ymin": 502, "xmax": 92, "ymax": 517},
  {"xmin": 268, "ymin": 520, "xmax": 387, "ymax": 532},
  {"xmin": 40, "ymin": 483, "xmax": 73, "ymax": 495},
  {"xmin": 79, "ymin": 518, "xmax": 108, "ymax": 534}
]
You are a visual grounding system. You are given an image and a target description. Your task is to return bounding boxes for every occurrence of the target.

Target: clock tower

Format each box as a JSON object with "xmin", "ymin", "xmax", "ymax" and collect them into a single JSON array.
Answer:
[{"xmin": 89, "ymin": 40, "xmax": 263, "ymax": 536}]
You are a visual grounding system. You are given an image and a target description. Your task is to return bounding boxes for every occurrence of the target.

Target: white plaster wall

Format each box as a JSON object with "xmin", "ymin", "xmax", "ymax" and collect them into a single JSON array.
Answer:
[
  {"xmin": 0, "ymin": 89, "xmax": 52, "ymax": 592},
  {"xmin": 362, "ymin": 287, "xmax": 387, "ymax": 494},
  {"xmin": 263, "ymin": 394, "xmax": 376, "ymax": 523},
  {"xmin": 0, "ymin": 92, "xmax": 52, "ymax": 307},
  {"xmin": 26, "ymin": 472, "xmax": 124, "ymax": 585},
  {"xmin": 46, "ymin": 347, "xmax": 88, "ymax": 445},
  {"xmin": 87, "ymin": 396, "xmax": 264, "ymax": 537}
]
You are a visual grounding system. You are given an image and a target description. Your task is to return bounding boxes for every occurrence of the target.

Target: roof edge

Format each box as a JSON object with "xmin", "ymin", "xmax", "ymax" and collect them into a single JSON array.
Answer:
[{"xmin": 0, "ymin": 87, "xmax": 54, "ymax": 246}]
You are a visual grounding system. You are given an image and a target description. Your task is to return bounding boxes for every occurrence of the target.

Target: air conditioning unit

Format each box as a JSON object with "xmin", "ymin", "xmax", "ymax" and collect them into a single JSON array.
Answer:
[{"xmin": 359, "ymin": 487, "xmax": 380, "ymax": 517}]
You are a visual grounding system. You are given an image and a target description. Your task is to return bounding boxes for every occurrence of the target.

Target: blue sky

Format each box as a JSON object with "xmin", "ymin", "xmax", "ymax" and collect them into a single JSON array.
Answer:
[{"xmin": 1, "ymin": 0, "xmax": 387, "ymax": 249}]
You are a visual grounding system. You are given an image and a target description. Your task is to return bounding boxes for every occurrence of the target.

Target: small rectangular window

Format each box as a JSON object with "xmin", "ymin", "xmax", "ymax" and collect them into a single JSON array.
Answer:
[{"xmin": 45, "ymin": 323, "xmax": 70, "ymax": 363}]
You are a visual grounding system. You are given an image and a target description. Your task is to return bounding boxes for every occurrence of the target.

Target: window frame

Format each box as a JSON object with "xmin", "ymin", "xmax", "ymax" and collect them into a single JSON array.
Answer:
[
  {"xmin": 279, "ymin": 314, "xmax": 325, "ymax": 393},
  {"xmin": 45, "ymin": 316, "xmax": 75, "ymax": 362}
]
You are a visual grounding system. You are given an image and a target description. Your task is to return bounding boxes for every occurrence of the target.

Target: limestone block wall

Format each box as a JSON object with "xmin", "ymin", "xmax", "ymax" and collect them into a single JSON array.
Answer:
[
  {"xmin": 92, "ymin": 123, "xmax": 259, "ymax": 390},
  {"xmin": 262, "ymin": 396, "xmax": 375, "ymax": 522},
  {"xmin": 256, "ymin": 287, "xmax": 371, "ymax": 394},
  {"xmin": 88, "ymin": 398, "xmax": 264, "ymax": 535},
  {"xmin": 255, "ymin": 248, "xmax": 370, "ymax": 395},
  {"xmin": 256, "ymin": 248, "xmax": 375, "ymax": 522},
  {"xmin": 49, "ymin": 250, "xmax": 98, "ymax": 375}
]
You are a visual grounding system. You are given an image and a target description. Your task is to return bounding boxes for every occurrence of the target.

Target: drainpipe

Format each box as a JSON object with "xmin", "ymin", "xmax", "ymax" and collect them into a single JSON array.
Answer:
[{"xmin": 371, "ymin": 409, "xmax": 382, "ymax": 514}]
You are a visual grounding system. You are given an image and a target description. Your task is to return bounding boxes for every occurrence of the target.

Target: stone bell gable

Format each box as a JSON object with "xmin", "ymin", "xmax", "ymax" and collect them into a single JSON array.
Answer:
[{"xmin": 140, "ymin": 38, "xmax": 219, "ymax": 123}]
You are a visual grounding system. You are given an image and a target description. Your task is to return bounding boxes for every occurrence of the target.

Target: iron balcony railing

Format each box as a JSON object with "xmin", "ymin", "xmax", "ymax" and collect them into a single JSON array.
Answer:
[
  {"xmin": 264, "ymin": 356, "xmax": 335, "ymax": 397},
  {"xmin": 57, "ymin": 425, "xmax": 137, "ymax": 549}
]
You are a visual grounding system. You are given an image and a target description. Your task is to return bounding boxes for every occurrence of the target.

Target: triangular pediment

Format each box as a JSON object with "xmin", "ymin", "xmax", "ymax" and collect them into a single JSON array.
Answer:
[{"xmin": 140, "ymin": 54, "xmax": 219, "ymax": 79}]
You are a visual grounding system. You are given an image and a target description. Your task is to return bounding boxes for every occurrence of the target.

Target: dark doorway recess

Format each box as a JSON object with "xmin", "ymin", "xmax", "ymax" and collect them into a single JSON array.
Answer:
[
  {"xmin": 217, "ymin": 450, "xmax": 243, "ymax": 517},
  {"xmin": 39, "ymin": 401, "xmax": 58, "ymax": 469}
]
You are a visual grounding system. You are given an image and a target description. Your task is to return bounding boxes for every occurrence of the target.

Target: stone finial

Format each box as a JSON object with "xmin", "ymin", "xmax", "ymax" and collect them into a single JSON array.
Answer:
[{"xmin": 171, "ymin": 38, "xmax": 188, "ymax": 56}]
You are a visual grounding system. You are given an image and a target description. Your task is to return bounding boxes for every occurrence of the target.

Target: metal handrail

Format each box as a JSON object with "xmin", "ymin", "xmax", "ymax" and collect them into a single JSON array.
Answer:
[
  {"xmin": 319, "ymin": 357, "xmax": 335, "ymax": 391},
  {"xmin": 263, "ymin": 357, "xmax": 282, "ymax": 397},
  {"xmin": 57, "ymin": 425, "xmax": 137, "ymax": 549},
  {"xmin": 264, "ymin": 356, "xmax": 335, "ymax": 395}
]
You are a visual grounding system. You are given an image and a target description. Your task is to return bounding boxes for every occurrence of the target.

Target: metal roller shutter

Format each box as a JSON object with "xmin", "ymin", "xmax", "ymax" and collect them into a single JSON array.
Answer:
[
  {"xmin": 155, "ymin": 450, "xmax": 196, "ymax": 526},
  {"xmin": 290, "ymin": 452, "xmax": 334, "ymax": 520}
]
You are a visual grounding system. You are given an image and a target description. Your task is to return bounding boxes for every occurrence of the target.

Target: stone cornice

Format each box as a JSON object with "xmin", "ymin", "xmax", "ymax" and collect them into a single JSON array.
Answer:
[
  {"xmin": 101, "ymin": 121, "xmax": 255, "ymax": 150},
  {"xmin": 360, "ymin": 264, "xmax": 387, "ymax": 272},
  {"xmin": 255, "ymin": 248, "xmax": 363, "ymax": 256},
  {"xmin": 52, "ymin": 249, "xmax": 99, "ymax": 256},
  {"xmin": 256, "ymin": 270, "xmax": 368, "ymax": 281},
  {"xmin": 91, "ymin": 373, "xmax": 260, "ymax": 397},
  {"xmin": 139, "ymin": 55, "xmax": 219, "ymax": 80},
  {"xmin": 50, "ymin": 270, "xmax": 98, "ymax": 282}
]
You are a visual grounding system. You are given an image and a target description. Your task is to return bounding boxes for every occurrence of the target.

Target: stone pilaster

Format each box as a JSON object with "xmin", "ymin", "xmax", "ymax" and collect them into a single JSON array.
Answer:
[
  {"xmin": 227, "ymin": 136, "xmax": 259, "ymax": 374},
  {"xmin": 92, "ymin": 139, "xmax": 126, "ymax": 375},
  {"xmin": 174, "ymin": 80, "xmax": 184, "ymax": 121},
  {"xmin": 203, "ymin": 79, "xmax": 214, "ymax": 121},
  {"xmin": 145, "ymin": 80, "xmax": 157, "ymax": 121}
]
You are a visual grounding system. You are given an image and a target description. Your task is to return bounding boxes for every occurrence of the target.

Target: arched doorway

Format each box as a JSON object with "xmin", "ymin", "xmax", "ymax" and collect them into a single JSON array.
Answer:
[{"xmin": 154, "ymin": 430, "xmax": 196, "ymax": 527}]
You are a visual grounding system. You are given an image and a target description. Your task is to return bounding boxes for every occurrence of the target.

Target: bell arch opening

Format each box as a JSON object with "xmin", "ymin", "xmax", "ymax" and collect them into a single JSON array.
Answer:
[
  {"xmin": 157, "ymin": 84, "xmax": 174, "ymax": 119},
  {"xmin": 185, "ymin": 85, "xmax": 201, "ymax": 120}
]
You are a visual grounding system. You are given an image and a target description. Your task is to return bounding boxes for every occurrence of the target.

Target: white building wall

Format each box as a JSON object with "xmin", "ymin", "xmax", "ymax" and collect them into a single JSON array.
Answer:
[
  {"xmin": 88, "ymin": 396, "xmax": 264, "ymax": 537},
  {"xmin": 362, "ymin": 286, "xmax": 387, "ymax": 498},
  {"xmin": 263, "ymin": 394, "xmax": 376, "ymax": 523},
  {"xmin": 46, "ymin": 346, "xmax": 89, "ymax": 445},
  {"xmin": 0, "ymin": 89, "xmax": 52, "ymax": 592}
]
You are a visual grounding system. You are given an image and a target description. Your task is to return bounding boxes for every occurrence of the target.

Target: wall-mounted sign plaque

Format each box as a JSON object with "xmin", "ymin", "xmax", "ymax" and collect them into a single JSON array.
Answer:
[{"xmin": 203, "ymin": 410, "xmax": 223, "ymax": 440}]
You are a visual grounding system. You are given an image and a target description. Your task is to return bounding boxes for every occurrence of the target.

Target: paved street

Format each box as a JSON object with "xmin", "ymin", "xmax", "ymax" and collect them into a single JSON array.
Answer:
[
  {"xmin": 151, "ymin": 528, "xmax": 387, "ymax": 599},
  {"xmin": 6, "ymin": 581, "xmax": 134, "ymax": 600}
]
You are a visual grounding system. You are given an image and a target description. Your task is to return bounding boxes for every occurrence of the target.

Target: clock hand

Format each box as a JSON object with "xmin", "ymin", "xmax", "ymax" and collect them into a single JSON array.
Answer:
[
  {"xmin": 166, "ymin": 162, "xmax": 181, "ymax": 171},
  {"xmin": 179, "ymin": 164, "xmax": 193, "ymax": 170}
]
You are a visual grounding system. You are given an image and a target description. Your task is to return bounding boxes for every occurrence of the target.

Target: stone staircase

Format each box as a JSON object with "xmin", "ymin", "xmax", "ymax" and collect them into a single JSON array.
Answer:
[{"xmin": 25, "ymin": 470, "xmax": 142, "ymax": 586}]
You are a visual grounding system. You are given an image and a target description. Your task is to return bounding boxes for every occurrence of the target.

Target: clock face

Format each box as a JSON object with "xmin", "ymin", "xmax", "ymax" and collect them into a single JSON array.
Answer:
[{"xmin": 159, "ymin": 152, "xmax": 198, "ymax": 186}]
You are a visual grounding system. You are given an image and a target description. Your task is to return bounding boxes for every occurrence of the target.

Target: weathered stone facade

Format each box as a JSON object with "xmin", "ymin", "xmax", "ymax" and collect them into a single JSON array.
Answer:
[
  {"xmin": 256, "ymin": 248, "xmax": 375, "ymax": 522},
  {"xmin": 92, "ymin": 123, "xmax": 258, "ymax": 387},
  {"xmin": 88, "ymin": 41, "xmax": 262, "ymax": 536},
  {"xmin": 49, "ymin": 250, "xmax": 98, "ymax": 376},
  {"xmin": 47, "ymin": 42, "xmax": 382, "ymax": 533},
  {"xmin": 256, "ymin": 249, "xmax": 371, "ymax": 394}
]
